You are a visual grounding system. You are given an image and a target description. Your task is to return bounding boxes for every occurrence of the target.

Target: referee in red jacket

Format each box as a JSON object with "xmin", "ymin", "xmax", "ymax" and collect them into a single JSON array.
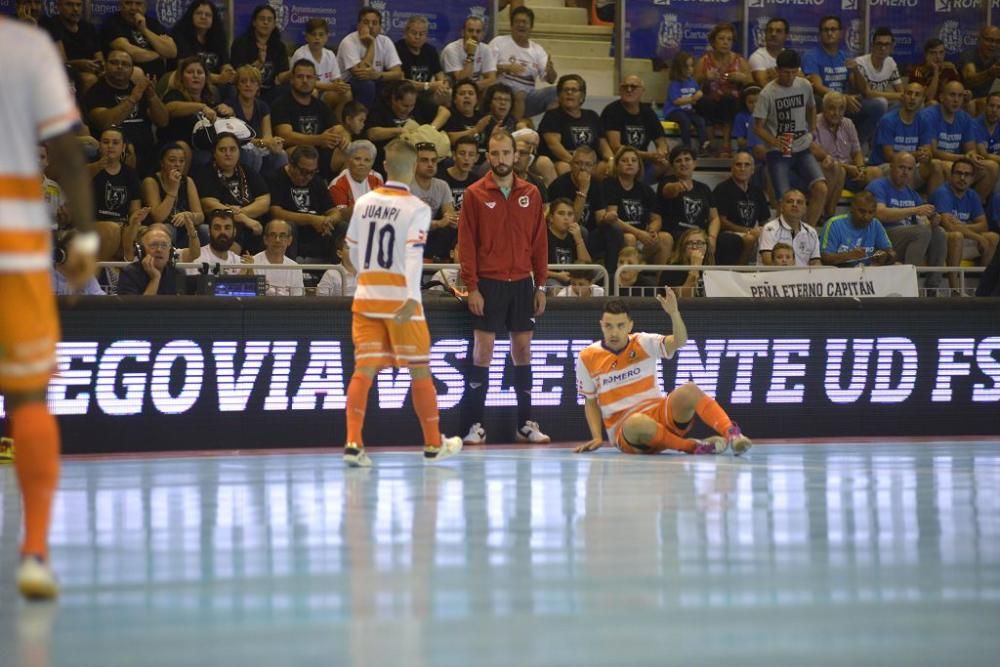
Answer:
[{"xmin": 457, "ymin": 129, "xmax": 551, "ymax": 445}]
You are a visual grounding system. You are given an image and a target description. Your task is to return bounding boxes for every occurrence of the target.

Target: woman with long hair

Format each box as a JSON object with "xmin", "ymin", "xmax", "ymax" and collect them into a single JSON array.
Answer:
[
  {"xmin": 170, "ymin": 0, "xmax": 233, "ymax": 86},
  {"xmin": 89, "ymin": 127, "xmax": 150, "ymax": 260},
  {"xmin": 142, "ymin": 143, "xmax": 206, "ymax": 250},
  {"xmin": 661, "ymin": 227, "xmax": 712, "ymax": 298},
  {"xmin": 230, "ymin": 4, "xmax": 290, "ymax": 101},
  {"xmin": 161, "ymin": 56, "xmax": 234, "ymax": 167}
]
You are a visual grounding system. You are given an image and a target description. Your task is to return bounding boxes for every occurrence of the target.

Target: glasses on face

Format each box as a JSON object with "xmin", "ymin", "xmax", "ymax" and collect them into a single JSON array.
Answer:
[
  {"xmin": 266, "ymin": 232, "xmax": 291, "ymax": 240},
  {"xmin": 293, "ymin": 165, "xmax": 318, "ymax": 178},
  {"xmin": 146, "ymin": 241, "xmax": 170, "ymax": 250}
]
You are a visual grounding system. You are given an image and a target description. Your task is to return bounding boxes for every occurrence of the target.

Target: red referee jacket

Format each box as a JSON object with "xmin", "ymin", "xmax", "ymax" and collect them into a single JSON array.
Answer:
[{"xmin": 458, "ymin": 173, "xmax": 548, "ymax": 293}]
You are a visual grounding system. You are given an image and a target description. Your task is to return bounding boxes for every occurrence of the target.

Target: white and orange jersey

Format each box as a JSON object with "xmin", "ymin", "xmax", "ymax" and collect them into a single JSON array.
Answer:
[
  {"xmin": 345, "ymin": 181, "xmax": 430, "ymax": 319},
  {"xmin": 0, "ymin": 18, "xmax": 81, "ymax": 272},
  {"xmin": 576, "ymin": 333, "xmax": 675, "ymax": 441}
]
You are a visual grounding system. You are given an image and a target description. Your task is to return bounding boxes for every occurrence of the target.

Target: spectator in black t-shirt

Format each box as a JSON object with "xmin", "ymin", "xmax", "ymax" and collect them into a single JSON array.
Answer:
[
  {"xmin": 600, "ymin": 75, "xmax": 669, "ymax": 178},
  {"xmin": 46, "ymin": 0, "xmax": 103, "ymax": 92},
  {"xmin": 603, "ymin": 146, "xmax": 672, "ymax": 267},
  {"xmin": 365, "ymin": 81, "xmax": 431, "ymax": 171},
  {"xmin": 117, "ymin": 224, "xmax": 185, "ymax": 295},
  {"xmin": 195, "ymin": 133, "xmax": 270, "ymax": 254},
  {"xmin": 83, "ymin": 48, "xmax": 168, "ymax": 176},
  {"xmin": 396, "ymin": 16, "xmax": 451, "ymax": 122},
  {"xmin": 268, "ymin": 145, "xmax": 344, "ymax": 261},
  {"xmin": 89, "ymin": 127, "xmax": 149, "ymax": 260},
  {"xmin": 539, "ymin": 74, "xmax": 613, "ymax": 177},
  {"xmin": 271, "ymin": 59, "xmax": 349, "ymax": 179},
  {"xmin": 142, "ymin": 143, "xmax": 206, "ymax": 251},
  {"xmin": 657, "ymin": 146, "xmax": 738, "ymax": 265},
  {"xmin": 546, "ymin": 197, "xmax": 591, "ymax": 288},
  {"xmin": 161, "ymin": 56, "xmax": 234, "ymax": 165},
  {"xmin": 439, "ymin": 136, "xmax": 480, "ymax": 211},
  {"xmin": 713, "ymin": 151, "xmax": 772, "ymax": 264},
  {"xmin": 229, "ymin": 4, "xmax": 289, "ymax": 102},
  {"xmin": 170, "ymin": 0, "xmax": 234, "ymax": 87},
  {"xmin": 549, "ymin": 146, "xmax": 623, "ymax": 280},
  {"xmin": 661, "ymin": 227, "xmax": 711, "ymax": 298},
  {"xmin": 513, "ymin": 132, "xmax": 550, "ymax": 202},
  {"xmin": 100, "ymin": 0, "xmax": 176, "ymax": 79},
  {"xmin": 443, "ymin": 79, "xmax": 490, "ymax": 162}
]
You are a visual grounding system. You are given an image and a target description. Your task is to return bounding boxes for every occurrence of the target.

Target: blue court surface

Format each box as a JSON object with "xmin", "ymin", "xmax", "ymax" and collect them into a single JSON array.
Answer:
[{"xmin": 2, "ymin": 441, "xmax": 999, "ymax": 666}]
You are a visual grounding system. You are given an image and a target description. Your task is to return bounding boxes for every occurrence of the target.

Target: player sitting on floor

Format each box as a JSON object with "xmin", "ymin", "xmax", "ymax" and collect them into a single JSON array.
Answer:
[
  {"xmin": 574, "ymin": 294, "xmax": 752, "ymax": 456},
  {"xmin": 342, "ymin": 138, "xmax": 463, "ymax": 467}
]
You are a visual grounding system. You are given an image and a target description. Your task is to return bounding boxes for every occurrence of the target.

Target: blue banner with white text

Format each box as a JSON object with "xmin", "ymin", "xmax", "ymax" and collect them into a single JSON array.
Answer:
[
  {"xmin": 869, "ymin": 0, "xmax": 984, "ymax": 67},
  {"xmin": 625, "ymin": 0, "xmax": 743, "ymax": 61},
  {"xmin": 748, "ymin": 0, "xmax": 863, "ymax": 56}
]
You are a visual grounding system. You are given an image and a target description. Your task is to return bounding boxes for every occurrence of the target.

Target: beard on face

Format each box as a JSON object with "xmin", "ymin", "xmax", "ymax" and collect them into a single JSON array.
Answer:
[
  {"xmin": 490, "ymin": 161, "xmax": 513, "ymax": 177},
  {"xmin": 210, "ymin": 233, "xmax": 234, "ymax": 252}
]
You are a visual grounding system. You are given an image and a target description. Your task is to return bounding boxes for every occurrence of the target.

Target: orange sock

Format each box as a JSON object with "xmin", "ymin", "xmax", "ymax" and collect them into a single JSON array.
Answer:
[
  {"xmin": 411, "ymin": 376, "xmax": 441, "ymax": 447},
  {"xmin": 695, "ymin": 395, "xmax": 733, "ymax": 435},
  {"xmin": 11, "ymin": 402, "xmax": 60, "ymax": 559},
  {"xmin": 648, "ymin": 423, "xmax": 696, "ymax": 453},
  {"xmin": 346, "ymin": 373, "xmax": 374, "ymax": 446}
]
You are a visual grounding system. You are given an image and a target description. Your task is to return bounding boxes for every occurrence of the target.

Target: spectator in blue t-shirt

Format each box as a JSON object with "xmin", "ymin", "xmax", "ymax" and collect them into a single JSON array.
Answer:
[
  {"xmin": 731, "ymin": 86, "xmax": 765, "ymax": 161},
  {"xmin": 662, "ymin": 52, "xmax": 708, "ymax": 154},
  {"xmin": 820, "ymin": 191, "xmax": 895, "ymax": 266},
  {"xmin": 974, "ymin": 92, "xmax": 1000, "ymax": 174},
  {"xmin": 871, "ymin": 82, "xmax": 942, "ymax": 190},
  {"xmin": 919, "ymin": 80, "xmax": 999, "ymax": 201},
  {"xmin": 866, "ymin": 152, "xmax": 947, "ymax": 289},
  {"xmin": 802, "ymin": 15, "xmax": 881, "ymax": 149},
  {"xmin": 929, "ymin": 157, "xmax": 999, "ymax": 272}
]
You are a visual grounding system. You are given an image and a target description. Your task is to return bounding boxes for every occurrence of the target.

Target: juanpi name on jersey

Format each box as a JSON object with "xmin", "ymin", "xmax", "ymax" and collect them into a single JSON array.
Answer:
[{"xmin": 0, "ymin": 336, "xmax": 996, "ymax": 418}]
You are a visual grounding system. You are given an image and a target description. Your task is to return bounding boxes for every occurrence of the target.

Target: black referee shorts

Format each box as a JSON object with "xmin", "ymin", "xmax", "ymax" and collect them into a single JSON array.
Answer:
[{"xmin": 473, "ymin": 277, "xmax": 536, "ymax": 335}]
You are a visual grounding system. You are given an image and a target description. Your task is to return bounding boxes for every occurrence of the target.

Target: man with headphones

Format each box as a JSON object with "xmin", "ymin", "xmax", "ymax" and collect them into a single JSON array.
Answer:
[
  {"xmin": 117, "ymin": 223, "xmax": 185, "ymax": 295},
  {"xmin": 52, "ymin": 229, "xmax": 105, "ymax": 295}
]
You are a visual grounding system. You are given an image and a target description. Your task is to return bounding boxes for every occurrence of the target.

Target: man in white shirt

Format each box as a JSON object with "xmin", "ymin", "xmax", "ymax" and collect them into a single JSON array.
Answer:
[
  {"xmin": 853, "ymin": 27, "xmax": 903, "ymax": 133},
  {"xmin": 441, "ymin": 15, "xmax": 497, "ymax": 91},
  {"xmin": 190, "ymin": 209, "xmax": 243, "ymax": 275},
  {"xmin": 488, "ymin": 6, "xmax": 557, "ymax": 119},
  {"xmin": 749, "ymin": 17, "xmax": 789, "ymax": 87},
  {"xmin": 337, "ymin": 7, "xmax": 403, "ymax": 109},
  {"xmin": 758, "ymin": 190, "xmax": 822, "ymax": 266},
  {"xmin": 251, "ymin": 219, "xmax": 305, "ymax": 295}
]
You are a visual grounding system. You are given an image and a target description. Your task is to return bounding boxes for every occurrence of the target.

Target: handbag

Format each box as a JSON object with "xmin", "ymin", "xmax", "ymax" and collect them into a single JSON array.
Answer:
[{"xmin": 191, "ymin": 113, "xmax": 257, "ymax": 151}]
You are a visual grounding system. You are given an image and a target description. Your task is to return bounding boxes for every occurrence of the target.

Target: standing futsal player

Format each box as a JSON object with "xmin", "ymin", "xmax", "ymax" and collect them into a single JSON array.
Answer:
[
  {"xmin": 342, "ymin": 139, "xmax": 463, "ymax": 467},
  {"xmin": 574, "ymin": 295, "xmax": 752, "ymax": 456},
  {"xmin": 1, "ymin": 17, "xmax": 96, "ymax": 598},
  {"xmin": 458, "ymin": 129, "xmax": 550, "ymax": 445}
]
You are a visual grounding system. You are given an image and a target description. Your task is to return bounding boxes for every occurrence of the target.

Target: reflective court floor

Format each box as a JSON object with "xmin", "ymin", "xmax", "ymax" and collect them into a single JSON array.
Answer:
[{"xmin": 1, "ymin": 441, "xmax": 999, "ymax": 667}]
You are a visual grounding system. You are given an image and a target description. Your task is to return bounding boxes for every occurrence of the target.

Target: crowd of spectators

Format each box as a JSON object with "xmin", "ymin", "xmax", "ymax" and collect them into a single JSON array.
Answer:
[{"xmin": 19, "ymin": 0, "xmax": 1000, "ymax": 297}]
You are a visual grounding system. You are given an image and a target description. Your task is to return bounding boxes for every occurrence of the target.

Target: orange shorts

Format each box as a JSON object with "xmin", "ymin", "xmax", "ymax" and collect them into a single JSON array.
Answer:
[
  {"xmin": 0, "ymin": 271, "xmax": 60, "ymax": 394},
  {"xmin": 614, "ymin": 392, "xmax": 693, "ymax": 455},
  {"xmin": 352, "ymin": 314, "xmax": 431, "ymax": 368}
]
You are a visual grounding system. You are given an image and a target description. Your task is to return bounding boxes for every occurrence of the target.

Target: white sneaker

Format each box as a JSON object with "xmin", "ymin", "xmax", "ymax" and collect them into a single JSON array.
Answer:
[
  {"xmin": 343, "ymin": 443, "xmax": 373, "ymax": 468},
  {"xmin": 692, "ymin": 436, "xmax": 728, "ymax": 455},
  {"xmin": 17, "ymin": 556, "xmax": 58, "ymax": 600},
  {"xmin": 425, "ymin": 434, "xmax": 463, "ymax": 463},
  {"xmin": 516, "ymin": 420, "xmax": 551, "ymax": 444},
  {"xmin": 463, "ymin": 423, "xmax": 486, "ymax": 445}
]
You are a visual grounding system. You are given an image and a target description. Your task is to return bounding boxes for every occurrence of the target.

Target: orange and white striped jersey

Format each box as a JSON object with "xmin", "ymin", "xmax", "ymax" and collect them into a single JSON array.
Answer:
[
  {"xmin": 345, "ymin": 182, "xmax": 430, "ymax": 319},
  {"xmin": 576, "ymin": 333, "xmax": 675, "ymax": 441},
  {"xmin": 0, "ymin": 18, "xmax": 81, "ymax": 273}
]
